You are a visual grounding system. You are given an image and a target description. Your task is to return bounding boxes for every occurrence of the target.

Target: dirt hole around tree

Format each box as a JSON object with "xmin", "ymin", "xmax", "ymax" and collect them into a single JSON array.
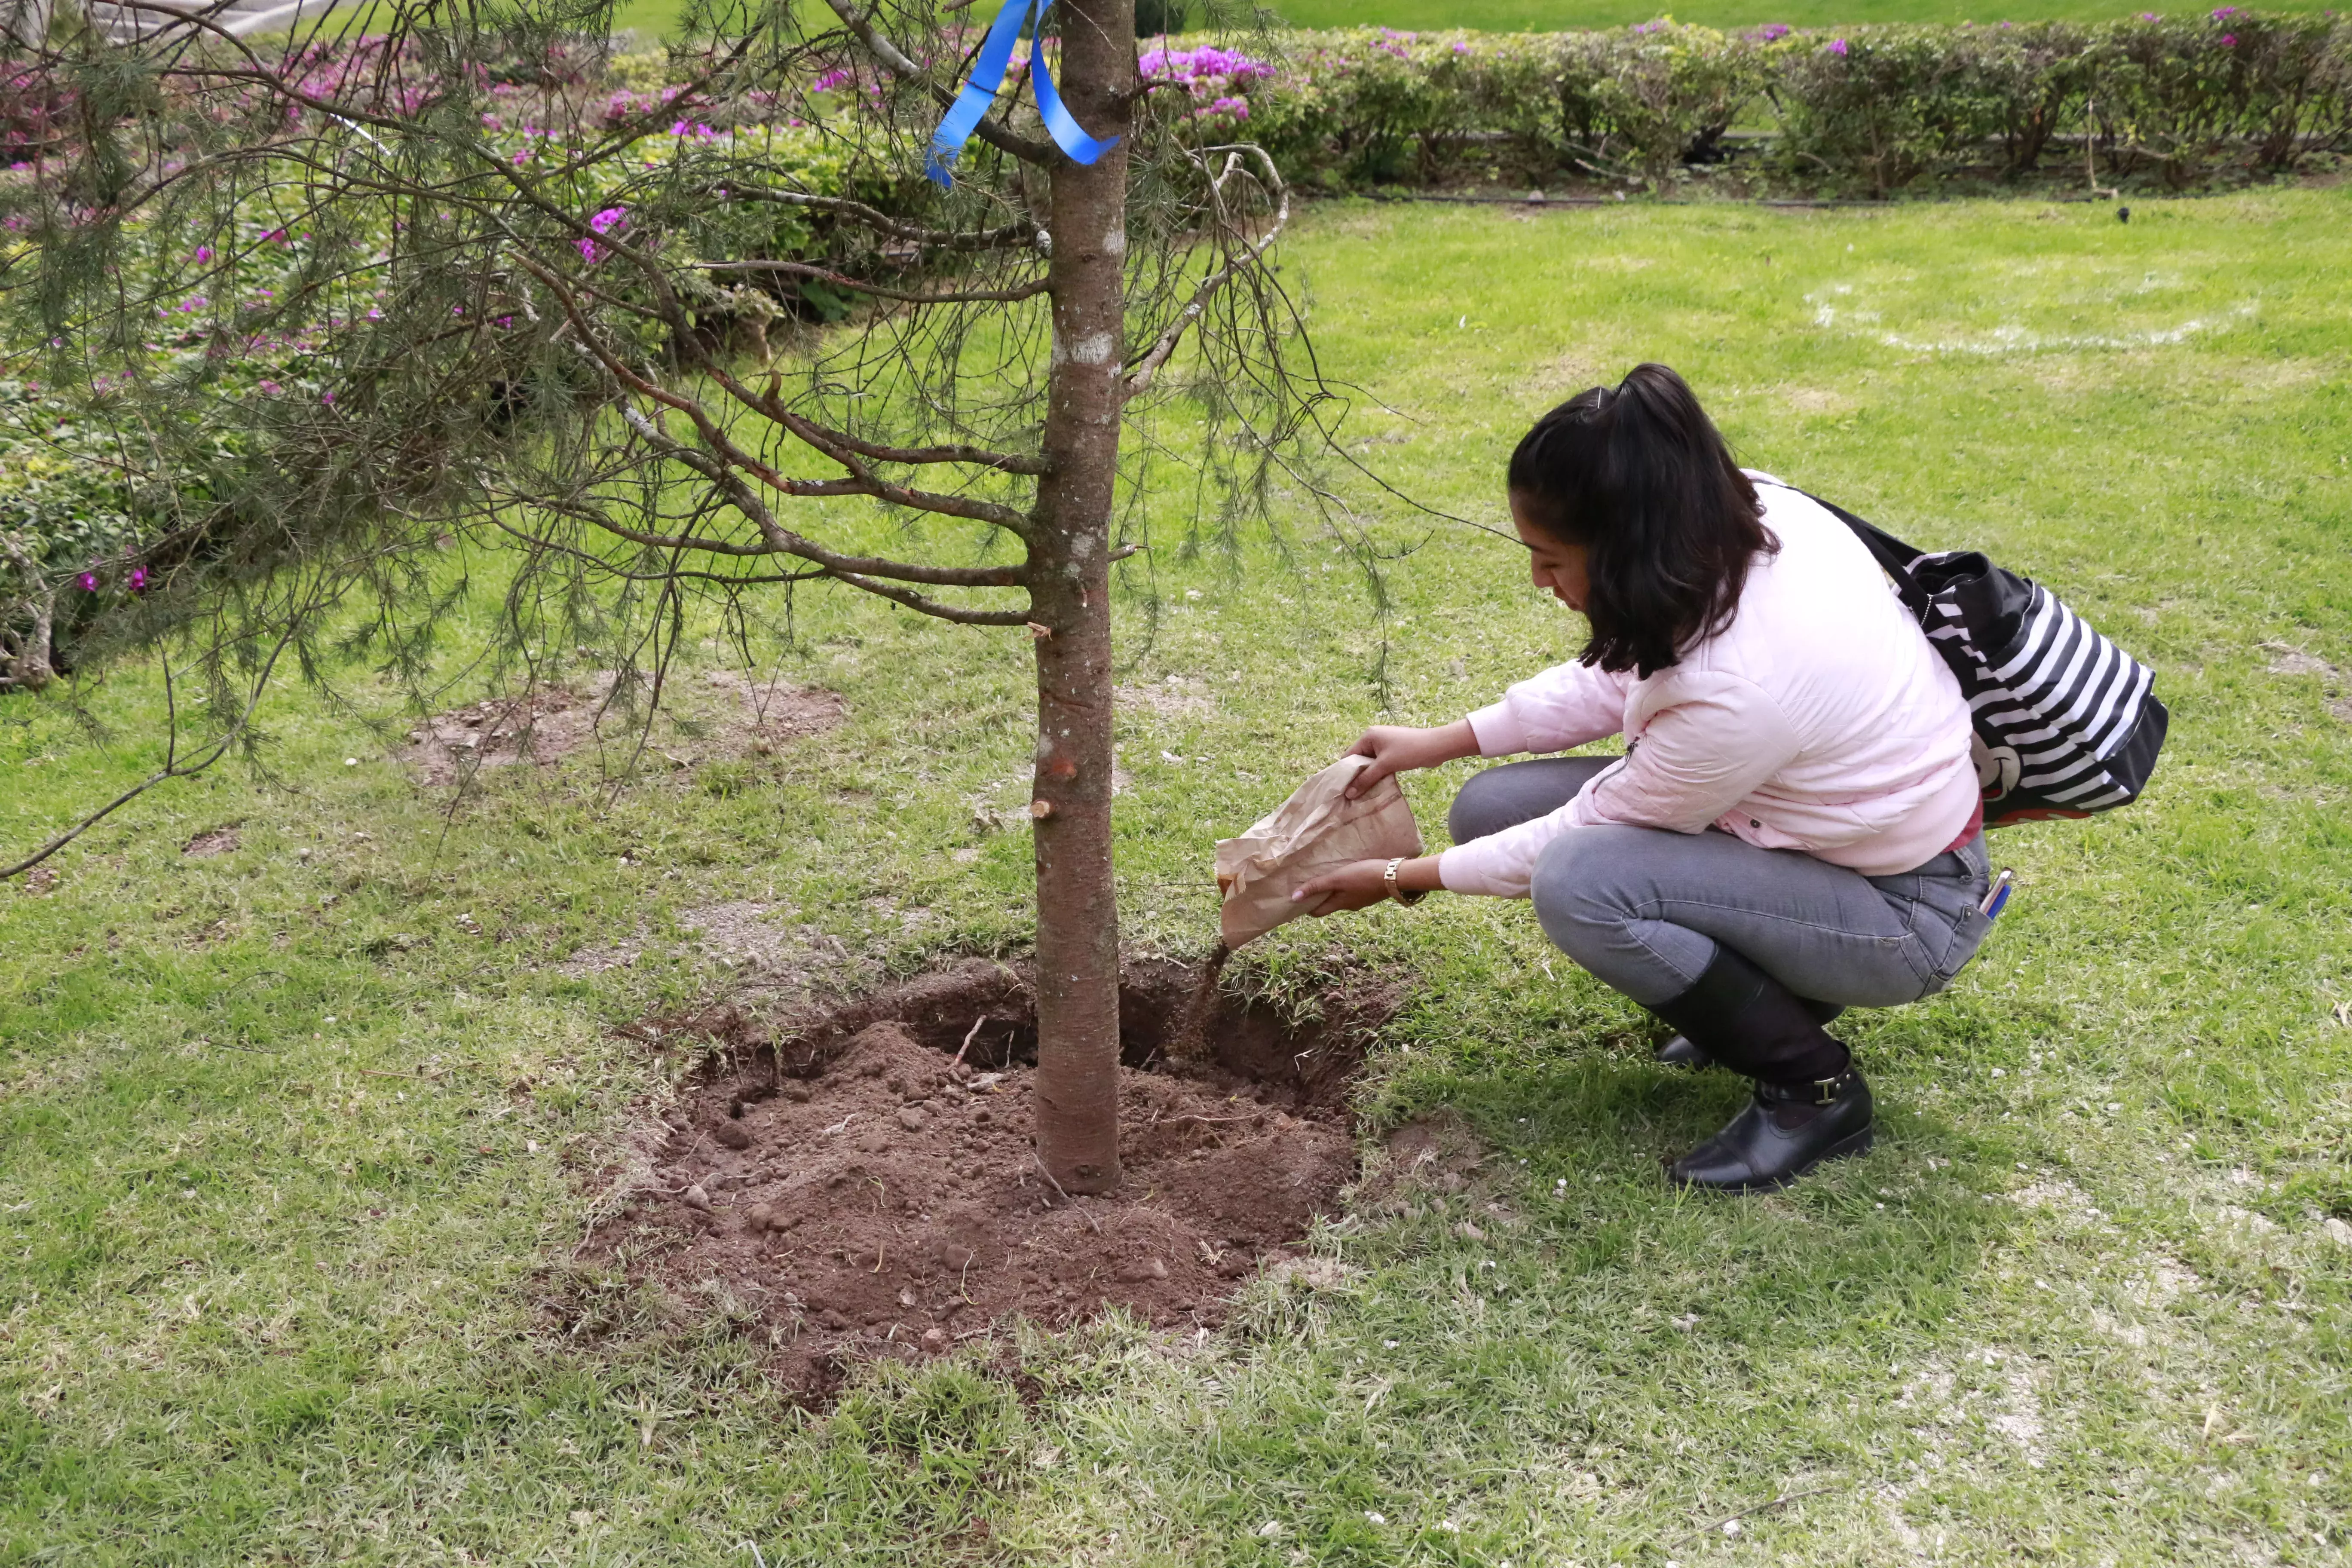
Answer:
[{"xmin": 576, "ymin": 956, "xmax": 1403, "ymax": 1395}]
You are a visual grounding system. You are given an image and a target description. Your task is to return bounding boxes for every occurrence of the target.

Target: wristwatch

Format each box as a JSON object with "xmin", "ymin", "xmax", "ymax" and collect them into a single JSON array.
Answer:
[{"xmin": 1383, "ymin": 857, "xmax": 1428, "ymax": 906}]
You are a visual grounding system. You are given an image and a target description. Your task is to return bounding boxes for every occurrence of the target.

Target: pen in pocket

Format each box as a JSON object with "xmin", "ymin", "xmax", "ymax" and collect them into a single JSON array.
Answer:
[{"xmin": 1980, "ymin": 868, "xmax": 2014, "ymax": 919}]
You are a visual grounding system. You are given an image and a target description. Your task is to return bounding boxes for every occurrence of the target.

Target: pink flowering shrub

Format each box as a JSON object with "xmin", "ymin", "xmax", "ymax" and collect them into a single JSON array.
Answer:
[
  {"xmin": 1138, "ymin": 43, "xmax": 1276, "ymax": 132},
  {"xmin": 601, "ymin": 83, "xmax": 690, "ymax": 128},
  {"xmin": 0, "ymin": 64, "xmax": 74, "ymax": 157},
  {"xmin": 577, "ymin": 205, "xmax": 628, "ymax": 263}
]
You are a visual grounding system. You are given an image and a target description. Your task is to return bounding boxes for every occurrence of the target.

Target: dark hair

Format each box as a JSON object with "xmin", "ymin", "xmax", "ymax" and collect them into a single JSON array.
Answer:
[{"xmin": 1506, "ymin": 363, "xmax": 1775, "ymax": 678}]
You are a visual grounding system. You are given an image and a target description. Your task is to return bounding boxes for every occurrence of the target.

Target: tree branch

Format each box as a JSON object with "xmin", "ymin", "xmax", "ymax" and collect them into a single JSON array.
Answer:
[
  {"xmin": 701, "ymin": 361, "xmax": 1041, "ymax": 533},
  {"xmin": 693, "ymin": 257, "xmax": 1049, "ymax": 306},
  {"xmin": 515, "ymin": 249, "xmax": 1038, "ymax": 536},
  {"xmin": 612, "ymin": 404, "xmax": 1032, "ymax": 591},
  {"xmin": 486, "ymin": 510, "xmax": 833, "ymax": 587},
  {"xmin": 3, "ymin": 631, "xmax": 291, "ymax": 882},
  {"xmin": 816, "ymin": 0, "xmax": 1053, "ymax": 166},
  {"xmin": 677, "ymin": 436, "xmax": 1038, "ymax": 625},
  {"xmin": 830, "ymin": 568, "xmax": 1036, "ymax": 624},
  {"xmin": 720, "ymin": 185, "xmax": 1038, "ymax": 251},
  {"xmin": 1125, "ymin": 145, "xmax": 1292, "ymax": 399},
  {"xmin": 689, "ymin": 377, "xmax": 1049, "ymax": 475}
]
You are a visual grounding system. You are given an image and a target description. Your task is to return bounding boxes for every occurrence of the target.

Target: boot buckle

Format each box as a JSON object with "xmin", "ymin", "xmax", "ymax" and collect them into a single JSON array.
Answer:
[{"xmin": 1811, "ymin": 1075, "xmax": 1845, "ymax": 1106}]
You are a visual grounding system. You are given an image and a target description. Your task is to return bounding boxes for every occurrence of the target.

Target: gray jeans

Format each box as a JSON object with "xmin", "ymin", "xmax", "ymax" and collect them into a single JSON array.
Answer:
[{"xmin": 1451, "ymin": 757, "xmax": 1993, "ymax": 1009}]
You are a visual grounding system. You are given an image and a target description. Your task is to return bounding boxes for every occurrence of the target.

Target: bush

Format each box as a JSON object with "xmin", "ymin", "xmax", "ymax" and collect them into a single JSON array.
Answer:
[
  {"xmin": 1133, "ymin": 0, "xmax": 1190, "ymax": 43},
  {"xmin": 1240, "ymin": 29, "xmax": 1480, "ymax": 184},
  {"xmin": 1242, "ymin": 24, "xmax": 1767, "ymax": 189},
  {"xmin": 1580, "ymin": 22, "xmax": 1768, "ymax": 184},
  {"xmin": 1771, "ymin": 24, "xmax": 2092, "ymax": 194},
  {"xmin": 0, "ymin": 61, "xmax": 74, "ymax": 161},
  {"xmin": 0, "ymin": 382, "xmax": 149, "ymax": 689},
  {"xmin": 1185, "ymin": 12, "xmax": 2352, "ymax": 194},
  {"xmin": 2090, "ymin": 10, "xmax": 2352, "ymax": 184}
]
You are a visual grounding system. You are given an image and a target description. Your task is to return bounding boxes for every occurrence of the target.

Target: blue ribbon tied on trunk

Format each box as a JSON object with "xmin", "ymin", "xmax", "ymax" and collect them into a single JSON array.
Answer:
[{"xmin": 926, "ymin": 0, "xmax": 1119, "ymax": 187}]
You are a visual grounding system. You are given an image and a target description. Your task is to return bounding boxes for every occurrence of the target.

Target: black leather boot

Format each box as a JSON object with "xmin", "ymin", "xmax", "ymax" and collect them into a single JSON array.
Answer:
[
  {"xmin": 1654, "ymin": 996, "xmax": 1846, "ymax": 1072},
  {"xmin": 1646, "ymin": 947, "xmax": 1873, "ymax": 1191},
  {"xmin": 1667, "ymin": 1069, "xmax": 1875, "ymax": 1193},
  {"xmin": 1654, "ymin": 1033, "xmax": 1712, "ymax": 1069}
]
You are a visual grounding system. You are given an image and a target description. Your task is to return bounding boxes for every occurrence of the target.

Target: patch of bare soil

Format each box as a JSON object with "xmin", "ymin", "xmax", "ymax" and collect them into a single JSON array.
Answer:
[
  {"xmin": 2260, "ymin": 641, "xmax": 2352, "ymax": 722},
  {"xmin": 693, "ymin": 669, "xmax": 847, "ymax": 756},
  {"xmin": 405, "ymin": 681, "xmax": 606, "ymax": 787},
  {"xmin": 404, "ymin": 669, "xmax": 843, "ymax": 787},
  {"xmin": 181, "ymin": 824, "xmax": 241, "ymax": 857},
  {"xmin": 1115, "ymin": 674, "xmax": 1219, "ymax": 722},
  {"xmin": 1363, "ymin": 1110, "xmax": 1494, "ymax": 1207},
  {"xmin": 2263, "ymin": 641, "xmax": 2339, "ymax": 679},
  {"xmin": 553, "ymin": 900, "xmax": 864, "ymax": 981},
  {"xmin": 577, "ymin": 958, "xmax": 1399, "ymax": 1396}
]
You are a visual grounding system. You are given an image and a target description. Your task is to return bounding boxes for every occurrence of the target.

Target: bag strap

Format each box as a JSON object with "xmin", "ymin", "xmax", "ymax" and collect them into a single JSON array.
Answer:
[{"xmin": 1754, "ymin": 478, "xmax": 1936, "ymax": 622}]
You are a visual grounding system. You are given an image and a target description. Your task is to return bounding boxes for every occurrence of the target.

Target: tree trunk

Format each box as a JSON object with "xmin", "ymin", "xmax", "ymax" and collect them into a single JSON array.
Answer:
[
  {"xmin": 5, "ymin": 583, "xmax": 55, "ymax": 693},
  {"xmin": 1027, "ymin": 0, "xmax": 1133, "ymax": 1196}
]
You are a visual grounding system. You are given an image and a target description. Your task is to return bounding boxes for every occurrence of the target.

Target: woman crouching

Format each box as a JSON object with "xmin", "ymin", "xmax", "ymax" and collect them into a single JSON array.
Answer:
[{"xmin": 1295, "ymin": 364, "xmax": 1992, "ymax": 1194}]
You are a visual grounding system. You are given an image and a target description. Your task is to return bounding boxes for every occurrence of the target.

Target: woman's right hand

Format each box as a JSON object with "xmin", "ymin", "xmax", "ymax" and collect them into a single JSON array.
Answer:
[{"xmin": 1343, "ymin": 719, "xmax": 1480, "ymax": 798}]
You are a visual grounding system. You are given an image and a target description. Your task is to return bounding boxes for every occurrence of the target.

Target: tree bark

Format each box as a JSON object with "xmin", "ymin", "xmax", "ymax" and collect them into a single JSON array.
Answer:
[
  {"xmin": 3, "ymin": 562, "xmax": 55, "ymax": 692},
  {"xmin": 1027, "ymin": 0, "xmax": 1133, "ymax": 1195}
]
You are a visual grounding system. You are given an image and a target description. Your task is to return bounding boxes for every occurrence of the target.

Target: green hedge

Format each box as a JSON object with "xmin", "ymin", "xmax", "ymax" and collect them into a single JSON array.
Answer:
[{"xmin": 1224, "ymin": 13, "xmax": 2352, "ymax": 193}]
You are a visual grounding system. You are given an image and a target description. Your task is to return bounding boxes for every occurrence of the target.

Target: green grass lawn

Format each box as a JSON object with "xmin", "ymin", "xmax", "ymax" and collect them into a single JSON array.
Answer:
[{"xmin": 6, "ymin": 186, "xmax": 2351, "ymax": 1563}]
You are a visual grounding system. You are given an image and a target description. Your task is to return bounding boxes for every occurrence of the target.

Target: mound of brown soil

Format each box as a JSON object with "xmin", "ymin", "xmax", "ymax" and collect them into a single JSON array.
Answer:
[{"xmin": 582, "ymin": 960, "xmax": 1396, "ymax": 1393}]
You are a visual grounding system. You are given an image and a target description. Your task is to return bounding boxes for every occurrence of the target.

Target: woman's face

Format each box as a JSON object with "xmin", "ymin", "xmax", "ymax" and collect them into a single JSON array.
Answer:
[{"xmin": 1509, "ymin": 493, "xmax": 1591, "ymax": 612}]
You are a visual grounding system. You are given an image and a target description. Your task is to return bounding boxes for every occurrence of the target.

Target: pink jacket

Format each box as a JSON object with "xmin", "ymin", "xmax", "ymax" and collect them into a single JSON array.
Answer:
[{"xmin": 1438, "ymin": 476, "xmax": 1981, "ymax": 897}]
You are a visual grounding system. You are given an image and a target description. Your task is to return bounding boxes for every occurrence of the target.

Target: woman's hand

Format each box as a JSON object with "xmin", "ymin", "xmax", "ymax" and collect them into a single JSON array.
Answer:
[
  {"xmin": 1344, "ymin": 719, "xmax": 1480, "ymax": 798},
  {"xmin": 1291, "ymin": 855, "xmax": 1445, "ymax": 917},
  {"xmin": 1288, "ymin": 858, "xmax": 1391, "ymax": 918}
]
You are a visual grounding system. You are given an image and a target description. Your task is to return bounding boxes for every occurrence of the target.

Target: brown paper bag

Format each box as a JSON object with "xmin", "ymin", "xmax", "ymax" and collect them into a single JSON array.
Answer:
[{"xmin": 1213, "ymin": 754, "xmax": 1424, "ymax": 949}]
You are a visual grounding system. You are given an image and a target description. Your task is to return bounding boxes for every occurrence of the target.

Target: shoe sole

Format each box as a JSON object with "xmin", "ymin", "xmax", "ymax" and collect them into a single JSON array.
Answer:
[{"xmin": 1673, "ymin": 1123, "xmax": 1874, "ymax": 1196}]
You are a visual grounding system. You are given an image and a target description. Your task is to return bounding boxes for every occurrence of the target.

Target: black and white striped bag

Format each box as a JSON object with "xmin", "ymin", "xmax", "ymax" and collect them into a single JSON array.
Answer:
[{"xmin": 1803, "ymin": 490, "xmax": 2170, "ymax": 828}]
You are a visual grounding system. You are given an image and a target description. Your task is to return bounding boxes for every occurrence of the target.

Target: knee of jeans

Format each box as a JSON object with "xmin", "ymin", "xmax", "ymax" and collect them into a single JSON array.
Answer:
[
  {"xmin": 1529, "ymin": 830, "xmax": 1629, "ymax": 959},
  {"xmin": 1447, "ymin": 771, "xmax": 1517, "ymax": 845}
]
